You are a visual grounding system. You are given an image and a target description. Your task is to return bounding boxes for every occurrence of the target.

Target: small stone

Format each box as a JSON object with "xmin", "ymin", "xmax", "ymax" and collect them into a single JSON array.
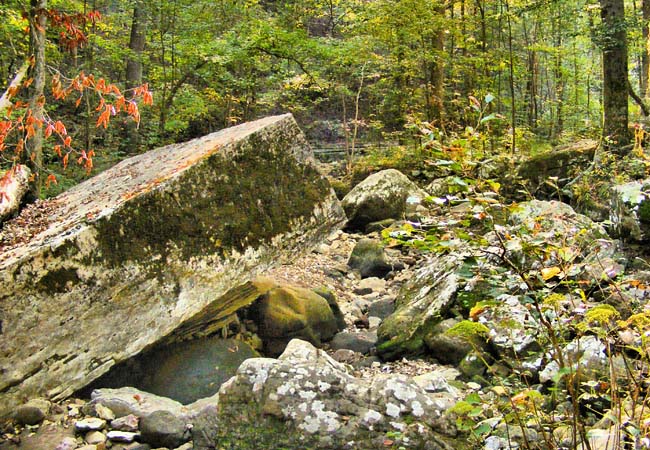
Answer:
[
  {"xmin": 15, "ymin": 398, "xmax": 50, "ymax": 425},
  {"xmin": 78, "ymin": 446, "xmax": 97, "ymax": 450},
  {"xmin": 331, "ymin": 331, "xmax": 377, "ymax": 354},
  {"xmin": 95, "ymin": 403, "xmax": 115, "ymax": 421},
  {"xmin": 367, "ymin": 298, "xmax": 395, "ymax": 320},
  {"xmin": 85, "ymin": 430, "xmax": 107, "ymax": 445},
  {"xmin": 106, "ymin": 431, "xmax": 139, "ymax": 443},
  {"xmin": 68, "ymin": 406, "xmax": 80, "ymax": 418},
  {"xmin": 353, "ymin": 277, "xmax": 386, "ymax": 295},
  {"xmin": 111, "ymin": 414, "xmax": 139, "ymax": 432},
  {"xmin": 75, "ymin": 417, "xmax": 106, "ymax": 432},
  {"xmin": 175, "ymin": 443, "xmax": 194, "ymax": 450},
  {"xmin": 55, "ymin": 437, "xmax": 78, "ymax": 450},
  {"xmin": 139, "ymin": 410, "xmax": 188, "ymax": 448},
  {"xmin": 368, "ymin": 316, "xmax": 382, "ymax": 329}
]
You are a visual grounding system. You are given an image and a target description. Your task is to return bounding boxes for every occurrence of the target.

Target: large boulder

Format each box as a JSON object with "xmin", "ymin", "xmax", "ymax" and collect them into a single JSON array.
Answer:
[
  {"xmin": 0, "ymin": 114, "xmax": 346, "ymax": 417},
  {"xmin": 217, "ymin": 339, "xmax": 460, "ymax": 449},
  {"xmin": 341, "ymin": 169, "xmax": 428, "ymax": 230}
]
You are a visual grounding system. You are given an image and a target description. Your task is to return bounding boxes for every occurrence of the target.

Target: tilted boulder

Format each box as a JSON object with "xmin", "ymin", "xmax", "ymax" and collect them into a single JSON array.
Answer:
[{"xmin": 0, "ymin": 114, "xmax": 346, "ymax": 417}]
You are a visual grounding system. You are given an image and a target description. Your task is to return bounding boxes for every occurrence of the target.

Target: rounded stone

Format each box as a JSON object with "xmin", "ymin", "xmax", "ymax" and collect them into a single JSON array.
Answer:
[
  {"xmin": 139, "ymin": 410, "xmax": 188, "ymax": 449},
  {"xmin": 14, "ymin": 398, "xmax": 50, "ymax": 425}
]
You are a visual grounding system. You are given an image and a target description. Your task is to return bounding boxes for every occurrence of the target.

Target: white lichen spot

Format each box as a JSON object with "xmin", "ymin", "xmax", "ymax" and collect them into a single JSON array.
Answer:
[
  {"xmin": 277, "ymin": 383, "xmax": 295, "ymax": 396},
  {"xmin": 363, "ymin": 410, "xmax": 383, "ymax": 425},
  {"xmin": 390, "ymin": 422, "xmax": 406, "ymax": 431},
  {"xmin": 411, "ymin": 400, "xmax": 424, "ymax": 417},
  {"xmin": 299, "ymin": 390, "xmax": 317, "ymax": 400},
  {"xmin": 269, "ymin": 393, "xmax": 278, "ymax": 401},
  {"xmin": 387, "ymin": 379, "xmax": 417, "ymax": 402},
  {"xmin": 301, "ymin": 416, "xmax": 321, "ymax": 434},
  {"xmin": 318, "ymin": 381, "xmax": 331, "ymax": 392},
  {"xmin": 386, "ymin": 403, "xmax": 401, "ymax": 418},
  {"xmin": 299, "ymin": 403, "xmax": 308, "ymax": 413}
]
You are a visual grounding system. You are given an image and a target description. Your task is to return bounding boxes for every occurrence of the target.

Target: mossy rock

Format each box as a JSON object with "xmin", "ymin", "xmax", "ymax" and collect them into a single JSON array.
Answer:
[{"xmin": 251, "ymin": 284, "xmax": 344, "ymax": 356}]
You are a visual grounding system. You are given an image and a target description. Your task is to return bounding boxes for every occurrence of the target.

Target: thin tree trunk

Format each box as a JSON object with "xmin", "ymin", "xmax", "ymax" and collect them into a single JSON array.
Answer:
[
  {"xmin": 504, "ymin": 0, "xmax": 516, "ymax": 152},
  {"xmin": 25, "ymin": 0, "xmax": 47, "ymax": 201},
  {"xmin": 125, "ymin": 0, "xmax": 146, "ymax": 152},
  {"xmin": 643, "ymin": 0, "xmax": 650, "ymax": 98}
]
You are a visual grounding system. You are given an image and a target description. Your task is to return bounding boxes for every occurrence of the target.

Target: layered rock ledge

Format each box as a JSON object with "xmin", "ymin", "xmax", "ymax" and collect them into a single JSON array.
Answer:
[{"xmin": 0, "ymin": 114, "xmax": 346, "ymax": 417}]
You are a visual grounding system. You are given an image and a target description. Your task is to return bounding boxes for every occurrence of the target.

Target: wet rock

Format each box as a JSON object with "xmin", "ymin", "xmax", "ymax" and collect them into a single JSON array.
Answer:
[
  {"xmin": 342, "ymin": 169, "xmax": 428, "ymax": 230},
  {"xmin": 14, "ymin": 398, "xmax": 50, "ymax": 425},
  {"xmin": 348, "ymin": 239, "xmax": 393, "ymax": 279},
  {"xmin": 0, "ymin": 114, "xmax": 346, "ymax": 417},
  {"xmin": 94, "ymin": 404, "xmax": 115, "ymax": 421},
  {"xmin": 139, "ymin": 410, "xmax": 189, "ymax": 449},
  {"xmin": 330, "ymin": 331, "xmax": 377, "ymax": 354}
]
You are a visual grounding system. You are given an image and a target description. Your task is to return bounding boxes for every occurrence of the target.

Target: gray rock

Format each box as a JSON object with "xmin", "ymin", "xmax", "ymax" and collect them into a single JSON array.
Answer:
[
  {"xmin": 85, "ymin": 430, "xmax": 106, "ymax": 445},
  {"xmin": 342, "ymin": 169, "xmax": 428, "ymax": 230},
  {"xmin": 14, "ymin": 398, "xmax": 50, "ymax": 425},
  {"xmin": 88, "ymin": 387, "xmax": 219, "ymax": 450},
  {"xmin": 139, "ymin": 410, "xmax": 188, "ymax": 449},
  {"xmin": 110, "ymin": 414, "xmax": 139, "ymax": 432},
  {"xmin": 75, "ymin": 418, "xmax": 106, "ymax": 432},
  {"xmin": 330, "ymin": 331, "xmax": 377, "ymax": 354},
  {"xmin": 0, "ymin": 114, "xmax": 346, "ymax": 417},
  {"xmin": 93, "ymin": 404, "xmax": 115, "ymax": 421},
  {"xmin": 217, "ymin": 339, "xmax": 458, "ymax": 449},
  {"xmin": 55, "ymin": 437, "xmax": 79, "ymax": 450},
  {"xmin": 610, "ymin": 179, "xmax": 650, "ymax": 242},
  {"xmin": 96, "ymin": 336, "xmax": 258, "ymax": 405},
  {"xmin": 367, "ymin": 298, "xmax": 395, "ymax": 320},
  {"xmin": 348, "ymin": 239, "xmax": 393, "ymax": 279},
  {"xmin": 106, "ymin": 430, "xmax": 139, "ymax": 443},
  {"xmin": 377, "ymin": 253, "xmax": 464, "ymax": 359},
  {"xmin": 423, "ymin": 318, "xmax": 473, "ymax": 365},
  {"xmin": 353, "ymin": 277, "xmax": 386, "ymax": 295}
]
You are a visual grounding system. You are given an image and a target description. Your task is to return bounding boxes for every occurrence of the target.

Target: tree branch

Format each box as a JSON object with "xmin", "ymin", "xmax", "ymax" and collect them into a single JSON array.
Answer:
[
  {"xmin": 628, "ymin": 79, "xmax": 650, "ymax": 117},
  {"xmin": 0, "ymin": 61, "xmax": 30, "ymax": 116}
]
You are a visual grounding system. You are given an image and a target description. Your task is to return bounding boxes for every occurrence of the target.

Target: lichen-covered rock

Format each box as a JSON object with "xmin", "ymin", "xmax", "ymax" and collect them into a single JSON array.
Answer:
[
  {"xmin": 341, "ymin": 169, "xmax": 428, "ymax": 230},
  {"xmin": 0, "ymin": 114, "xmax": 346, "ymax": 417},
  {"xmin": 0, "ymin": 164, "xmax": 31, "ymax": 224},
  {"xmin": 249, "ymin": 282, "xmax": 345, "ymax": 356},
  {"xmin": 377, "ymin": 253, "xmax": 464, "ymax": 360},
  {"xmin": 610, "ymin": 179, "xmax": 650, "ymax": 242},
  {"xmin": 217, "ymin": 339, "xmax": 459, "ymax": 449}
]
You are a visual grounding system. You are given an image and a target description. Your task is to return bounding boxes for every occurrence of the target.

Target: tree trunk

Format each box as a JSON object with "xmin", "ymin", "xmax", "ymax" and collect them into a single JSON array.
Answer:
[
  {"xmin": 600, "ymin": 0, "xmax": 630, "ymax": 149},
  {"xmin": 25, "ymin": 0, "xmax": 47, "ymax": 201},
  {"xmin": 125, "ymin": 0, "xmax": 146, "ymax": 153},
  {"xmin": 641, "ymin": 0, "xmax": 650, "ymax": 99}
]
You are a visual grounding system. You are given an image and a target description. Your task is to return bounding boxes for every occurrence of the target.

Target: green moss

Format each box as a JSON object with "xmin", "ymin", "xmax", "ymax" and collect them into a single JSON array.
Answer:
[
  {"xmin": 94, "ymin": 131, "xmax": 331, "ymax": 268},
  {"xmin": 36, "ymin": 267, "xmax": 80, "ymax": 293},
  {"xmin": 638, "ymin": 198, "xmax": 650, "ymax": 223}
]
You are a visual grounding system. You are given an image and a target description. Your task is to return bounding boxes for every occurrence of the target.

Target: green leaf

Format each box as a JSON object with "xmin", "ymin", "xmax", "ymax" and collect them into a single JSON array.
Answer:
[
  {"xmin": 484, "ymin": 93, "xmax": 495, "ymax": 104},
  {"xmin": 480, "ymin": 113, "xmax": 498, "ymax": 124}
]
